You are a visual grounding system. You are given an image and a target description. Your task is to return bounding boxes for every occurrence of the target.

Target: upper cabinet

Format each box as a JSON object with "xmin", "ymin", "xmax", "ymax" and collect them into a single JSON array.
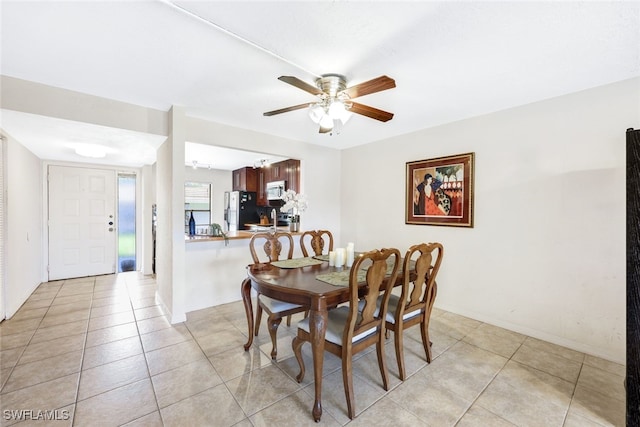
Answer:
[
  {"xmin": 234, "ymin": 159, "xmax": 300, "ymax": 206},
  {"xmin": 256, "ymin": 167, "xmax": 267, "ymax": 206},
  {"xmin": 266, "ymin": 159, "xmax": 300, "ymax": 192},
  {"xmin": 232, "ymin": 167, "xmax": 257, "ymax": 192},
  {"xmin": 269, "ymin": 162, "xmax": 285, "ymax": 182},
  {"xmin": 284, "ymin": 159, "xmax": 300, "ymax": 194}
]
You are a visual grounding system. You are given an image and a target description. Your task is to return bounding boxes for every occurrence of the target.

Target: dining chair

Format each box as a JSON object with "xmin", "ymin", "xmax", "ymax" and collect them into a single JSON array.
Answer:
[
  {"xmin": 299, "ymin": 229, "xmax": 334, "ymax": 257},
  {"xmin": 249, "ymin": 231, "xmax": 307, "ymax": 359},
  {"xmin": 292, "ymin": 248, "xmax": 401, "ymax": 419},
  {"xmin": 381, "ymin": 242, "xmax": 443, "ymax": 380}
]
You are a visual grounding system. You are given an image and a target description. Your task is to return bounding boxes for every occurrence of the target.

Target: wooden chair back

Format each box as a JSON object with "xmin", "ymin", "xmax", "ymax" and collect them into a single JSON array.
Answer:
[
  {"xmin": 398, "ymin": 242, "xmax": 443, "ymax": 326},
  {"xmin": 347, "ymin": 248, "xmax": 401, "ymax": 351},
  {"xmin": 249, "ymin": 231, "xmax": 294, "ymax": 263},
  {"xmin": 299, "ymin": 230, "xmax": 334, "ymax": 257}
]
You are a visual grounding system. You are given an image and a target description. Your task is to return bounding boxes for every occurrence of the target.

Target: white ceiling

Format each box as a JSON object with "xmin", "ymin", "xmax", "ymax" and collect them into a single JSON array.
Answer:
[{"xmin": 1, "ymin": 1, "xmax": 639, "ymax": 169}]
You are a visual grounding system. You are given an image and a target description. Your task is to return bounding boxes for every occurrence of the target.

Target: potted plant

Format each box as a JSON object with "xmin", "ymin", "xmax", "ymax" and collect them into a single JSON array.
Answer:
[{"xmin": 210, "ymin": 223, "xmax": 229, "ymax": 246}]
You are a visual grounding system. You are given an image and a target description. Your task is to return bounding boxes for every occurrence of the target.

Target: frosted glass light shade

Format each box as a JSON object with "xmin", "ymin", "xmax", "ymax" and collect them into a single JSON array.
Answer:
[
  {"xmin": 308, "ymin": 104, "xmax": 324, "ymax": 124},
  {"xmin": 74, "ymin": 143, "xmax": 108, "ymax": 158},
  {"xmin": 328, "ymin": 100, "xmax": 352, "ymax": 124},
  {"xmin": 319, "ymin": 113, "xmax": 334, "ymax": 130}
]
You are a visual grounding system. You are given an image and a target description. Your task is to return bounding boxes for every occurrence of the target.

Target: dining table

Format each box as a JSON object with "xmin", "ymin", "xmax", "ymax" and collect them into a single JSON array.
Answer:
[{"xmin": 241, "ymin": 254, "xmax": 406, "ymax": 422}]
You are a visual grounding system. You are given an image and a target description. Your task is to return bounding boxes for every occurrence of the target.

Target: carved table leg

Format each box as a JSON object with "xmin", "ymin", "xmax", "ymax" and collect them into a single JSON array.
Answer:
[
  {"xmin": 309, "ymin": 299, "xmax": 328, "ymax": 422},
  {"xmin": 241, "ymin": 278, "xmax": 254, "ymax": 351}
]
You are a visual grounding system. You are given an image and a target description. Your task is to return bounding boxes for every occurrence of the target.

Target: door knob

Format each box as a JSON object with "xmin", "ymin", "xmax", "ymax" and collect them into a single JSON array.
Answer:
[
  {"xmin": 108, "ymin": 227, "xmax": 114, "ymax": 232},
  {"xmin": 108, "ymin": 221, "xmax": 114, "ymax": 225}
]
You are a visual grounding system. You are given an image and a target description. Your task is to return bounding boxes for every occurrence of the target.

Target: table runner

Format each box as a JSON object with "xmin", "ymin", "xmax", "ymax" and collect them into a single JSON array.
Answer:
[
  {"xmin": 271, "ymin": 257, "xmax": 325, "ymax": 269},
  {"xmin": 316, "ymin": 258, "xmax": 414, "ymax": 287},
  {"xmin": 315, "ymin": 269, "xmax": 366, "ymax": 287}
]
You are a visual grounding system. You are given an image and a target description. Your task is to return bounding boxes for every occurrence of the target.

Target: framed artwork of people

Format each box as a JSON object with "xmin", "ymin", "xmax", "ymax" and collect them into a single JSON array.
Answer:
[{"xmin": 406, "ymin": 152, "xmax": 475, "ymax": 227}]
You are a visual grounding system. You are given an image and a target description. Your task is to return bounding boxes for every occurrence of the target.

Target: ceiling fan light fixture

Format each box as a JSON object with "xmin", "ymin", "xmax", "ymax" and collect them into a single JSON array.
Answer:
[
  {"xmin": 328, "ymin": 99, "xmax": 353, "ymax": 124},
  {"xmin": 319, "ymin": 113, "xmax": 333, "ymax": 130},
  {"xmin": 265, "ymin": 74, "xmax": 395, "ymax": 134},
  {"xmin": 308, "ymin": 103, "xmax": 324, "ymax": 124}
]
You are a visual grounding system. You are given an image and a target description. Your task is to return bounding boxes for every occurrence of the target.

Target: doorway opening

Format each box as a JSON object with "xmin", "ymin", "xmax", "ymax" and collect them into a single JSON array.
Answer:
[{"xmin": 118, "ymin": 174, "xmax": 136, "ymax": 272}]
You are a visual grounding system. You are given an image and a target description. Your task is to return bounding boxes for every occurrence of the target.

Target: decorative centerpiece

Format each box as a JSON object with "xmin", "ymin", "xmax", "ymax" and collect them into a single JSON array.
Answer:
[{"xmin": 281, "ymin": 189, "xmax": 308, "ymax": 232}]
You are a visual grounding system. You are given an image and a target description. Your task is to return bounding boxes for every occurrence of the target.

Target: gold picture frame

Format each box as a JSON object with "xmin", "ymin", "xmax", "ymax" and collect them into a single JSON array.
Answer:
[{"xmin": 406, "ymin": 152, "xmax": 475, "ymax": 227}]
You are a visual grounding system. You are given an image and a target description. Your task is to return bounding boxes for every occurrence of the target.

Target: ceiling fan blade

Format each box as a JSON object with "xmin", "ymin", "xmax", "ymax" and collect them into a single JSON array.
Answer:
[
  {"xmin": 263, "ymin": 103, "xmax": 311, "ymax": 116},
  {"xmin": 278, "ymin": 76, "xmax": 323, "ymax": 96},
  {"xmin": 342, "ymin": 75, "xmax": 396, "ymax": 99},
  {"xmin": 349, "ymin": 102, "xmax": 394, "ymax": 122}
]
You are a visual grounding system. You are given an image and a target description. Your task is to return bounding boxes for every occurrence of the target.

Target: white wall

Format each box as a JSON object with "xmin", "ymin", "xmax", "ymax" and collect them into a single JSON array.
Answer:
[
  {"xmin": 341, "ymin": 77, "xmax": 639, "ymax": 363},
  {"xmin": 4, "ymin": 133, "xmax": 43, "ymax": 317}
]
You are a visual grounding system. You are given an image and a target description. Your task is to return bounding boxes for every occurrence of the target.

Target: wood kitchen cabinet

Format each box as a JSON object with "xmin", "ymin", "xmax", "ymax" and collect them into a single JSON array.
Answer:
[
  {"xmin": 256, "ymin": 167, "xmax": 268, "ymax": 206},
  {"xmin": 269, "ymin": 162, "xmax": 285, "ymax": 182},
  {"xmin": 232, "ymin": 167, "xmax": 258, "ymax": 192},
  {"xmin": 285, "ymin": 159, "xmax": 300, "ymax": 193},
  {"xmin": 267, "ymin": 159, "xmax": 300, "ymax": 193},
  {"xmin": 252, "ymin": 158, "xmax": 300, "ymax": 206}
]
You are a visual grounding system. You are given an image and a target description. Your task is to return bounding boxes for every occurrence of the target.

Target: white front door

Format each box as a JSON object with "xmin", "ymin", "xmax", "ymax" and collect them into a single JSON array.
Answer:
[{"xmin": 48, "ymin": 165, "xmax": 116, "ymax": 280}]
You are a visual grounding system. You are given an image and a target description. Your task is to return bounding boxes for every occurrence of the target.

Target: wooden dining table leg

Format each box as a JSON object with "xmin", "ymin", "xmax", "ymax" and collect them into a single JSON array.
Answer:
[
  {"xmin": 241, "ymin": 278, "xmax": 254, "ymax": 351},
  {"xmin": 309, "ymin": 298, "xmax": 328, "ymax": 422}
]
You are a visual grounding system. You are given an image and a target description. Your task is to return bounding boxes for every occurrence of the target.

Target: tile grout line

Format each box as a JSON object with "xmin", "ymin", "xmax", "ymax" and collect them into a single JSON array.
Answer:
[
  {"xmin": 69, "ymin": 276, "xmax": 97, "ymax": 427},
  {"xmin": 0, "ymin": 279, "xmax": 66, "ymax": 396}
]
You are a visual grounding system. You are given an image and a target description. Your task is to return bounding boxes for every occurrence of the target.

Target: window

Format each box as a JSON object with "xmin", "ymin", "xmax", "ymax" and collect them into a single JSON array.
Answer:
[
  {"xmin": 118, "ymin": 174, "xmax": 136, "ymax": 272},
  {"xmin": 185, "ymin": 181, "xmax": 211, "ymax": 234}
]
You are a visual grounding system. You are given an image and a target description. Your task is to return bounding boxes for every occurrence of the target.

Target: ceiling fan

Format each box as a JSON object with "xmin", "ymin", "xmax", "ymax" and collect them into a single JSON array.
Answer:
[{"xmin": 264, "ymin": 74, "xmax": 396, "ymax": 134}]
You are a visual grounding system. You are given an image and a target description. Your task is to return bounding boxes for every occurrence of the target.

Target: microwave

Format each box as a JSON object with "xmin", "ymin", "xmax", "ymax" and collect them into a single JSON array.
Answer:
[{"xmin": 266, "ymin": 180, "xmax": 286, "ymax": 201}]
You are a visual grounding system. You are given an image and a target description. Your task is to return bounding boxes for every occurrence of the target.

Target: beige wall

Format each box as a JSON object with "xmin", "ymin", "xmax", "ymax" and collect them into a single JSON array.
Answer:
[{"xmin": 341, "ymin": 77, "xmax": 639, "ymax": 363}]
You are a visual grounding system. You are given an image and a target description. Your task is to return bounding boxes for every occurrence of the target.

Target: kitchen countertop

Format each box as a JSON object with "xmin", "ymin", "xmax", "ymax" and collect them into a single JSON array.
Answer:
[{"xmin": 185, "ymin": 226, "xmax": 298, "ymax": 242}]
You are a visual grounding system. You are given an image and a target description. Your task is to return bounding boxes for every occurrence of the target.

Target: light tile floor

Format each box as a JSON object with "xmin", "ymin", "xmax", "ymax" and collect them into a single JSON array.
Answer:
[{"xmin": 0, "ymin": 272, "xmax": 626, "ymax": 426}]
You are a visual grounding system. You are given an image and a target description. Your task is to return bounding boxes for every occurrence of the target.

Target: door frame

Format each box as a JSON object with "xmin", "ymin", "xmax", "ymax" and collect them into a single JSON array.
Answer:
[{"xmin": 42, "ymin": 161, "xmax": 141, "ymax": 282}]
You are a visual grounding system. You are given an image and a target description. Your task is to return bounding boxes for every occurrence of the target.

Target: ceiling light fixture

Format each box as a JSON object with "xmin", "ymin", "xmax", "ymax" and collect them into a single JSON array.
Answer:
[
  {"xmin": 72, "ymin": 143, "xmax": 109, "ymax": 158},
  {"xmin": 306, "ymin": 74, "xmax": 353, "ymax": 134},
  {"xmin": 252, "ymin": 159, "xmax": 270, "ymax": 169},
  {"xmin": 187, "ymin": 160, "xmax": 215, "ymax": 170}
]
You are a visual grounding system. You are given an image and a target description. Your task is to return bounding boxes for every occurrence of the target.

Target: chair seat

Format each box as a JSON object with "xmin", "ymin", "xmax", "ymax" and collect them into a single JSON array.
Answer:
[
  {"xmin": 297, "ymin": 306, "xmax": 376, "ymax": 345},
  {"xmin": 358, "ymin": 295, "xmax": 421, "ymax": 324},
  {"xmin": 258, "ymin": 295, "xmax": 303, "ymax": 313}
]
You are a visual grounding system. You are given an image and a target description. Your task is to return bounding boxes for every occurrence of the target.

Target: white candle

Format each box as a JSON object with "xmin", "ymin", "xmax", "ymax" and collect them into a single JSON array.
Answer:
[
  {"xmin": 346, "ymin": 245, "xmax": 355, "ymax": 267},
  {"xmin": 335, "ymin": 248, "xmax": 345, "ymax": 267},
  {"xmin": 329, "ymin": 251, "xmax": 336, "ymax": 266}
]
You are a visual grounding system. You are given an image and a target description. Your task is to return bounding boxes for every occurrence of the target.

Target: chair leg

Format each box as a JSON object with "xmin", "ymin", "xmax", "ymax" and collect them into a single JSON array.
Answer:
[
  {"xmin": 267, "ymin": 315, "xmax": 282, "ymax": 360},
  {"xmin": 286, "ymin": 314, "xmax": 292, "ymax": 326},
  {"xmin": 377, "ymin": 333, "xmax": 390, "ymax": 390},
  {"xmin": 292, "ymin": 336, "xmax": 306, "ymax": 382},
  {"xmin": 254, "ymin": 304, "xmax": 263, "ymax": 336},
  {"xmin": 421, "ymin": 320, "xmax": 432, "ymax": 363},
  {"xmin": 394, "ymin": 327, "xmax": 406, "ymax": 381},
  {"xmin": 342, "ymin": 354, "xmax": 356, "ymax": 419}
]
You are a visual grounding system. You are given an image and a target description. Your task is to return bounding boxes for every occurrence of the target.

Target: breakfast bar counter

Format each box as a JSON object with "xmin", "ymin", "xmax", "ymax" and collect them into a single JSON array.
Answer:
[
  {"xmin": 185, "ymin": 227, "xmax": 298, "ymax": 243},
  {"xmin": 182, "ymin": 227, "xmax": 306, "ymax": 315}
]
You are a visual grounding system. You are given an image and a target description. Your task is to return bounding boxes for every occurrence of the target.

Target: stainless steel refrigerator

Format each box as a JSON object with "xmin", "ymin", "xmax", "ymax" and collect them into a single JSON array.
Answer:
[{"xmin": 224, "ymin": 191, "xmax": 258, "ymax": 231}]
